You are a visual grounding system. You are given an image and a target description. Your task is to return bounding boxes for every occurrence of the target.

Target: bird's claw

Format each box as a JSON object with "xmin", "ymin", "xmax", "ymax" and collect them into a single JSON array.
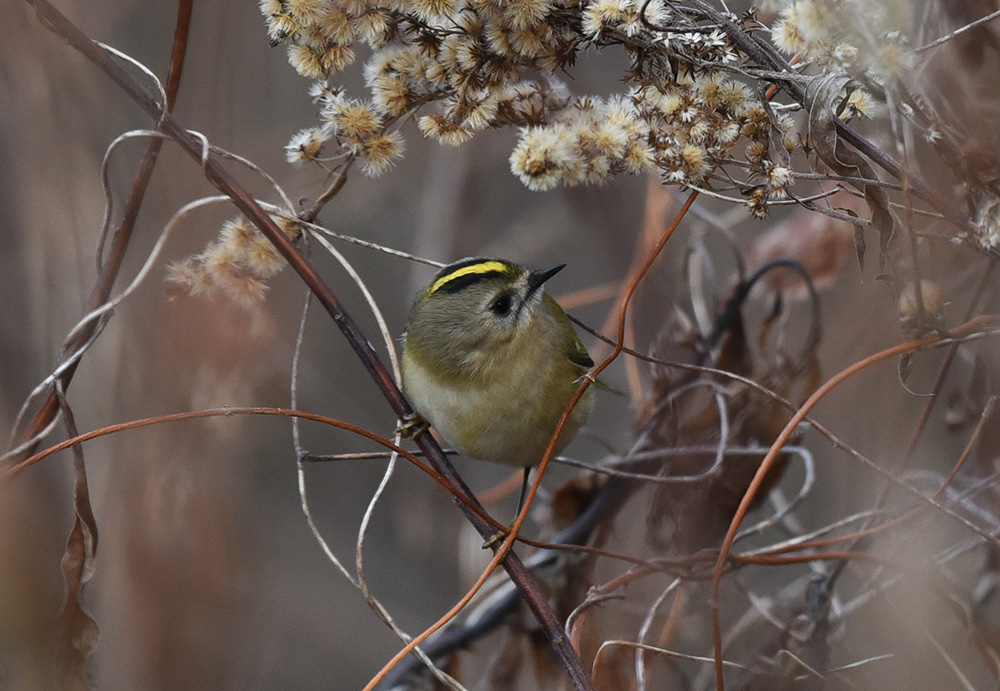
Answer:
[
  {"xmin": 482, "ymin": 530, "xmax": 508, "ymax": 550},
  {"xmin": 397, "ymin": 413, "xmax": 430, "ymax": 439}
]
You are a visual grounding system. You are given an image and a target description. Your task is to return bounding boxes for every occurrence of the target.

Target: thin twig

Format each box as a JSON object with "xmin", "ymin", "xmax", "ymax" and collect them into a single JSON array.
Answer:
[
  {"xmin": 709, "ymin": 314, "xmax": 1000, "ymax": 691},
  {"xmin": 20, "ymin": 3, "xmax": 595, "ymax": 687},
  {"xmin": 914, "ymin": 8, "xmax": 1000, "ymax": 53},
  {"xmin": 12, "ymin": 0, "xmax": 192, "ymax": 454}
]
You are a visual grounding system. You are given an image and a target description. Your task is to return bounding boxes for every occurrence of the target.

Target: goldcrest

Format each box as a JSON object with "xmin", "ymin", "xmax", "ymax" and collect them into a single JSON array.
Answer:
[{"xmin": 401, "ymin": 258, "xmax": 594, "ymax": 468}]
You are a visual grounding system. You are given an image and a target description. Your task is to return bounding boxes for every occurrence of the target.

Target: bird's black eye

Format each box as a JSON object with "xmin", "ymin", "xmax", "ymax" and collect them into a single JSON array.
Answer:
[{"xmin": 489, "ymin": 293, "xmax": 513, "ymax": 316}]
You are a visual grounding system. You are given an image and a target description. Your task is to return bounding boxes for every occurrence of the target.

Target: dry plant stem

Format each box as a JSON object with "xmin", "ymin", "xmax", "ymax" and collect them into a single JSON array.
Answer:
[
  {"xmin": 362, "ymin": 519, "xmax": 538, "ymax": 690},
  {"xmin": 592, "ymin": 176, "xmax": 675, "ymax": 404},
  {"xmin": 369, "ymin": 191, "xmax": 697, "ymax": 689},
  {"xmin": 13, "ymin": 0, "xmax": 192, "ymax": 453},
  {"xmin": 53, "ymin": 383, "xmax": 99, "ymax": 681},
  {"xmin": 54, "ymin": 383, "xmax": 97, "ymax": 561},
  {"xmin": 764, "ymin": 51, "xmax": 801, "ymax": 100},
  {"xmin": 734, "ymin": 550, "xmax": 885, "ymax": 567},
  {"xmin": 709, "ymin": 314, "xmax": 1000, "ymax": 691},
  {"xmin": 894, "ymin": 263, "xmax": 995, "ymax": 481},
  {"xmin": 579, "ymin": 325, "xmax": 1000, "ymax": 541},
  {"xmin": 9, "ymin": 406, "xmax": 491, "ymax": 535},
  {"xmin": 5, "ymin": 410, "xmax": 379, "ymax": 475},
  {"xmin": 932, "ymin": 396, "xmax": 998, "ymax": 502},
  {"xmin": 835, "ymin": 263, "xmax": 999, "ymax": 595},
  {"xmin": 21, "ymin": 3, "xmax": 594, "ymax": 687},
  {"xmin": 654, "ymin": 581, "xmax": 688, "ymax": 665},
  {"xmin": 301, "ymin": 160, "xmax": 352, "ymax": 223},
  {"xmin": 540, "ymin": 190, "xmax": 697, "ymax": 504},
  {"xmin": 596, "ymin": 640, "xmax": 752, "ymax": 676},
  {"xmin": 914, "ymin": 8, "xmax": 1000, "ymax": 52},
  {"xmin": 686, "ymin": 0, "xmax": 969, "ymax": 231},
  {"xmin": 751, "ymin": 511, "xmax": 917, "ymax": 558}
]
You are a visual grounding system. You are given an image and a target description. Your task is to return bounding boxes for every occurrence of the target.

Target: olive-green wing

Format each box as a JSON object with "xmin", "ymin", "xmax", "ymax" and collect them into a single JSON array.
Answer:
[
  {"xmin": 544, "ymin": 294, "xmax": 626, "ymax": 393},
  {"xmin": 544, "ymin": 294, "xmax": 594, "ymax": 369},
  {"xmin": 566, "ymin": 332, "xmax": 594, "ymax": 369}
]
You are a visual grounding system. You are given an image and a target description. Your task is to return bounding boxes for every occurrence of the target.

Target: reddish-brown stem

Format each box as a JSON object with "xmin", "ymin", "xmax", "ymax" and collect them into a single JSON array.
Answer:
[
  {"xmin": 932, "ymin": 395, "xmax": 998, "ymax": 501},
  {"xmin": 7, "ymin": 406, "xmax": 507, "ymax": 530},
  {"xmin": 709, "ymin": 314, "xmax": 1000, "ymax": 691},
  {"xmin": 20, "ymin": 2, "xmax": 595, "ymax": 687},
  {"xmin": 14, "ymin": 0, "xmax": 193, "ymax": 451}
]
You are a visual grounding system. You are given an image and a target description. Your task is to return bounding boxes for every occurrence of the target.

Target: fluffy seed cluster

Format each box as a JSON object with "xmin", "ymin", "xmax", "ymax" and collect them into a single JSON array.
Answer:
[
  {"xmin": 509, "ymin": 95, "xmax": 653, "ymax": 190},
  {"xmin": 261, "ymin": 0, "xmax": 803, "ymax": 200},
  {"xmin": 635, "ymin": 72, "xmax": 786, "ymax": 186},
  {"xmin": 167, "ymin": 217, "xmax": 300, "ymax": 305},
  {"xmin": 974, "ymin": 196, "xmax": 1000, "ymax": 254},
  {"xmin": 769, "ymin": 0, "xmax": 909, "ymax": 85}
]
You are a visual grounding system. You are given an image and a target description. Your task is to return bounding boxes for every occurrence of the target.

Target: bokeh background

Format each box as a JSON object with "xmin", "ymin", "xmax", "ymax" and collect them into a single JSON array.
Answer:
[{"xmin": 2, "ymin": 1, "xmax": 999, "ymax": 689}]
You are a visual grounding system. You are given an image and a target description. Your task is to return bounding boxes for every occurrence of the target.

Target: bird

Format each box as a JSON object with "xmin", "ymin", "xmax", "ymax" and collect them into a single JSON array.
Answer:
[{"xmin": 401, "ymin": 257, "xmax": 595, "ymax": 483}]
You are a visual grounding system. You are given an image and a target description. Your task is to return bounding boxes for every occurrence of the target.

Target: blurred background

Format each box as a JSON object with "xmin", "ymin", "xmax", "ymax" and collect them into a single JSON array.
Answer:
[{"xmin": 2, "ymin": 1, "xmax": 999, "ymax": 689}]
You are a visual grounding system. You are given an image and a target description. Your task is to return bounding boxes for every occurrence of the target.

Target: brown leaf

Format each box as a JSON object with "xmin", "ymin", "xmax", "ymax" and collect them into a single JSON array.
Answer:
[
  {"xmin": 805, "ymin": 75, "xmax": 896, "ymax": 270},
  {"xmin": 550, "ymin": 476, "xmax": 604, "ymax": 532},
  {"xmin": 52, "ymin": 518, "xmax": 99, "ymax": 689},
  {"xmin": 50, "ymin": 394, "xmax": 99, "ymax": 689}
]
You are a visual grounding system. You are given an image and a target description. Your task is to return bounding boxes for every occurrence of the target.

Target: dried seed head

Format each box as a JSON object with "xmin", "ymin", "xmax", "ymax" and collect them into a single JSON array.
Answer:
[{"xmin": 897, "ymin": 280, "xmax": 943, "ymax": 322}]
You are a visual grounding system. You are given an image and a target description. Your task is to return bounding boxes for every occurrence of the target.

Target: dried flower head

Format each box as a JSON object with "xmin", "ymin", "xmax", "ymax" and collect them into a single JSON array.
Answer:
[
  {"xmin": 897, "ymin": 279, "xmax": 943, "ymax": 322},
  {"xmin": 166, "ymin": 217, "xmax": 296, "ymax": 305},
  {"xmin": 285, "ymin": 126, "xmax": 328, "ymax": 165},
  {"xmin": 974, "ymin": 196, "xmax": 1000, "ymax": 252},
  {"xmin": 261, "ymin": 0, "xmax": 820, "ymax": 215},
  {"xmin": 766, "ymin": 164, "xmax": 794, "ymax": 199},
  {"xmin": 841, "ymin": 88, "xmax": 873, "ymax": 121},
  {"xmin": 360, "ymin": 130, "xmax": 406, "ymax": 176},
  {"xmin": 509, "ymin": 125, "xmax": 577, "ymax": 190}
]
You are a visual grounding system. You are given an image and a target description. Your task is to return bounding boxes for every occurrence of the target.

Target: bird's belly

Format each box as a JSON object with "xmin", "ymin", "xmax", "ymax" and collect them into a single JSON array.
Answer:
[{"xmin": 404, "ymin": 359, "xmax": 591, "ymax": 468}]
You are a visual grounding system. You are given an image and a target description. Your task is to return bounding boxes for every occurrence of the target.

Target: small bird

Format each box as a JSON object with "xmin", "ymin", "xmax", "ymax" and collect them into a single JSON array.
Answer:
[{"xmin": 401, "ymin": 257, "xmax": 594, "ymax": 473}]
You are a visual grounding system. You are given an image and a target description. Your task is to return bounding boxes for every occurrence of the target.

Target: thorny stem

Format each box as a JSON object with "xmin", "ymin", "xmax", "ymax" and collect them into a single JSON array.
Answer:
[{"xmin": 21, "ymin": 1, "xmax": 595, "ymax": 688}]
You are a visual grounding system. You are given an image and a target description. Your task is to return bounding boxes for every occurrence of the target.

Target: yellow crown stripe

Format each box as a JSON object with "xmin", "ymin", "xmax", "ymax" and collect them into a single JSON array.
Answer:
[{"xmin": 428, "ymin": 260, "xmax": 512, "ymax": 296}]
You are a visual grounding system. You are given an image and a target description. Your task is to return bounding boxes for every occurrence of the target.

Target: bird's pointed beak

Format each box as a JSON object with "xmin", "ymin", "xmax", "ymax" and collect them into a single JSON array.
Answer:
[{"xmin": 526, "ymin": 264, "xmax": 566, "ymax": 296}]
